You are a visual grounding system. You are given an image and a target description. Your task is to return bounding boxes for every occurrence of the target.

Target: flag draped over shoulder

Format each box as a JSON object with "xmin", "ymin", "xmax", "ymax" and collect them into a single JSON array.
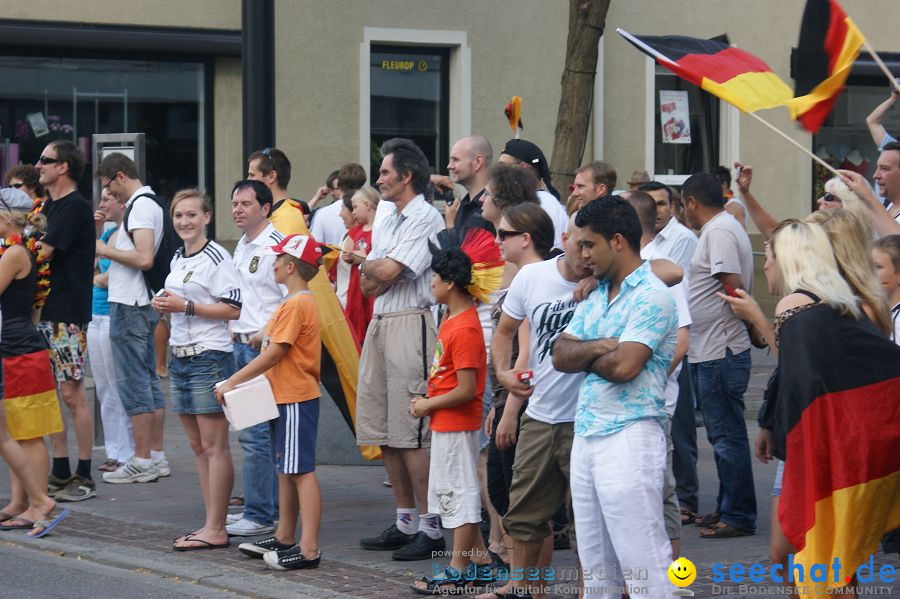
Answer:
[
  {"xmin": 788, "ymin": 0, "xmax": 864, "ymax": 133},
  {"xmin": 772, "ymin": 304, "xmax": 900, "ymax": 587},
  {"xmin": 616, "ymin": 29, "xmax": 793, "ymax": 113}
]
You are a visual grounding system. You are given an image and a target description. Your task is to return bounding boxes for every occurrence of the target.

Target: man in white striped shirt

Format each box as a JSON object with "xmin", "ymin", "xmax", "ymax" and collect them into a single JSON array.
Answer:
[{"xmin": 357, "ymin": 138, "xmax": 447, "ymax": 561}]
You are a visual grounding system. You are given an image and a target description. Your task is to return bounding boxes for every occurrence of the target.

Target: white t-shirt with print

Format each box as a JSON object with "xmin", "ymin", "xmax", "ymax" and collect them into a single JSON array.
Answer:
[
  {"xmin": 108, "ymin": 186, "xmax": 164, "ymax": 306},
  {"xmin": 165, "ymin": 240, "xmax": 242, "ymax": 352},
  {"xmin": 501, "ymin": 256, "xmax": 583, "ymax": 424}
]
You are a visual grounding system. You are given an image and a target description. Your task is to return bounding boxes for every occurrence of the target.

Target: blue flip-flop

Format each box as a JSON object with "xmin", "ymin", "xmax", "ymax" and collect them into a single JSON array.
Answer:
[{"xmin": 25, "ymin": 508, "xmax": 70, "ymax": 539}]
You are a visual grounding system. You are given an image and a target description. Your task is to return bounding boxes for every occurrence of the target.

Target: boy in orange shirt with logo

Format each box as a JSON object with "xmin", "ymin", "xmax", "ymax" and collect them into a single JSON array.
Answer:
[
  {"xmin": 409, "ymin": 229, "xmax": 504, "ymax": 595},
  {"xmin": 215, "ymin": 233, "xmax": 323, "ymax": 570}
]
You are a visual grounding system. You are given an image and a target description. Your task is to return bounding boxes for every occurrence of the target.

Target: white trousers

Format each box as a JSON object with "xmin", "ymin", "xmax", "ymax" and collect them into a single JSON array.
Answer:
[
  {"xmin": 86, "ymin": 314, "xmax": 134, "ymax": 462},
  {"xmin": 571, "ymin": 420, "xmax": 673, "ymax": 599}
]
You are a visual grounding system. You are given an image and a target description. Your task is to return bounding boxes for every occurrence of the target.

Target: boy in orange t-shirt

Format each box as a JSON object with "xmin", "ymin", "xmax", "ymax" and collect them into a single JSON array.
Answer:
[
  {"xmin": 215, "ymin": 233, "xmax": 322, "ymax": 571},
  {"xmin": 409, "ymin": 230, "xmax": 503, "ymax": 594}
]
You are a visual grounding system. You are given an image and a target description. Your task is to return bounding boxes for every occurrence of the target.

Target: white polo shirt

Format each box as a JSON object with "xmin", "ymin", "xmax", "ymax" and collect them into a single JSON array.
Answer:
[
  {"xmin": 108, "ymin": 186, "xmax": 164, "ymax": 306},
  {"xmin": 647, "ymin": 216, "xmax": 698, "ymax": 274},
  {"xmin": 641, "ymin": 244, "xmax": 692, "ymax": 416},
  {"xmin": 231, "ymin": 223, "xmax": 286, "ymax": 335},
  {"xmin": 166, "ymin": 240, "xmax": 242, "ymax": 352},
  {"xmin": 310, "ymin": 200, "xmax": 348, "ymax": 246}
]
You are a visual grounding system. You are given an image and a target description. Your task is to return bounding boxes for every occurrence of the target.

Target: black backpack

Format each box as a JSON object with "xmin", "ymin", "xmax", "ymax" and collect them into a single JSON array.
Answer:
[{"xmin": 123, "ymin": 192, "xmax": 183, "ymax": 296}]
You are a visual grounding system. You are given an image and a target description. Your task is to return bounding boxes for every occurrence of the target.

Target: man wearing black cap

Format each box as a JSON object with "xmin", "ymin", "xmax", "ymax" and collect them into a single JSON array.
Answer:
[{"xmin": 498, "ymin": 139, "xmax": 569, "ymax": 250}]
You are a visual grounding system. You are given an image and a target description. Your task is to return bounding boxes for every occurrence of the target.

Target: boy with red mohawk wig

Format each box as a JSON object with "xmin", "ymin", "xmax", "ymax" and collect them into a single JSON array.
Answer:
[{"xmin": 409, "ymin": 228, "xmax": 504, "ymax": 595}]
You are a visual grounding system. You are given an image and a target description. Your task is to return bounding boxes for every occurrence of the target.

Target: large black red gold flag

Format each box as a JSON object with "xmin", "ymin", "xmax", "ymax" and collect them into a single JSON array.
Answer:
[
  {"xmin": 616, "ymin": 29, "xmax": 792, "ymax": 113},
  {"xmin": 772, "ymin": 304, "xmax": 900, "ymax": 589},
  {"xmin": 788, "ymin": 0, "xmax": 864, "ymax": 133}
]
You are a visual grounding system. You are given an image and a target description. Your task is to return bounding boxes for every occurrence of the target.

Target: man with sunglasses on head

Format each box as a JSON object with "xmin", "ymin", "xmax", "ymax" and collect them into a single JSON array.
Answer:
[
  {"xmin": 93, "ymin": 152, "xmax": 169, "ymax": 484},
  {"xmin": 34, "ymin": 140, "xmax": 98, "ymax": 501},
  {"xmin": 247, "ymin": 148, "xmax": 311, "ymax": 235}
]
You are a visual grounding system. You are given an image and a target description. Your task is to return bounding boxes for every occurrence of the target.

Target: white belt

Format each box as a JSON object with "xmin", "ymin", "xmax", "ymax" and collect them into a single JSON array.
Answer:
[{"xmin": 172, "ymin": 343, "xmax": 207, "ymax": 358}]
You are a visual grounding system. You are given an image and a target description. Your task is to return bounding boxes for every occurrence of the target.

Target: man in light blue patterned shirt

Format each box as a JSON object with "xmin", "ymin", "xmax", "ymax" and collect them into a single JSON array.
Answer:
[{"xmin": 553, "ymin": 197, "xmax": 677, "ymax": 598}]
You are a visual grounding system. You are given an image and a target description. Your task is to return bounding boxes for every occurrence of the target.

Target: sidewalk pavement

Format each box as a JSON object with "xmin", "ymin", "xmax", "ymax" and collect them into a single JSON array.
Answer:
[{"xmin": 0, "ymin": 348, "xmax": 897, "ymax": 598}]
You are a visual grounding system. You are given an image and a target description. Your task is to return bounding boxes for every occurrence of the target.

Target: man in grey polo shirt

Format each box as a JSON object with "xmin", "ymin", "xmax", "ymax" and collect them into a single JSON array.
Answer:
[
  {"xmin": 682, "ymin": 172, "xmax": 756, "ymax": 538},
  {"xmin": 356, "ymin": 138, "xmax": 446, "ymax": 561}
]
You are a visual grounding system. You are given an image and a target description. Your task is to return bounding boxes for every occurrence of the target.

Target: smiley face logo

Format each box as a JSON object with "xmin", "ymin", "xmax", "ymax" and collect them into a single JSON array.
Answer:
[{"xmin": 668, "ymin": 557, "xmax": 696, "ymax": 587}]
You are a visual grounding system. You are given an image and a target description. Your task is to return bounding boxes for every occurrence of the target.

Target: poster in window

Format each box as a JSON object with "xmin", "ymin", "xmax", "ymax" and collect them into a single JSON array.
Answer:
[{"xmin": 660, "ymin": 90, "xmax": 691, "ymax": 144}]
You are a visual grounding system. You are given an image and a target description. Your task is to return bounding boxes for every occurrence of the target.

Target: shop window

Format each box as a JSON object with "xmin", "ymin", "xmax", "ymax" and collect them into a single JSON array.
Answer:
[
  {"xmin": 0, "ymin": 56, "xmax": 206, "ymax": 200},
  {"xmin": 652, "ymin": 64, "xmax": 720, "ymax": 183},
  {"xmin": 370, "ymin": 45, "xmax": 449, "ymax": 182}
]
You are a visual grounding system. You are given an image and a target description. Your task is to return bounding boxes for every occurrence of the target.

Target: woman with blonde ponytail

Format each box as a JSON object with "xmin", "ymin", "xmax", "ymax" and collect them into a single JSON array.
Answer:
[{"xmin": 0, "ymin": 188, "xmax": 67, "ymax": 536}]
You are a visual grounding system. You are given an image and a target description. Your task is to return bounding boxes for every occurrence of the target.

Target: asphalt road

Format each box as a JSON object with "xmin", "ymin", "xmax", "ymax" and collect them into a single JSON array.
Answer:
[{"xmin": 0, "ymin": 543, "xmax": 246, "ymax": 599}]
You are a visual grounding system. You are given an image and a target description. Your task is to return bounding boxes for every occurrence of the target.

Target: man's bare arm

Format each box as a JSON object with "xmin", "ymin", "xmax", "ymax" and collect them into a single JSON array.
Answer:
[
  {"xmin": 552, "ymin": 333, "xmax": 618, "ymax": 374},
  {"xmin": 359, "ymin": 257, "xmax": 405, "ymax": 297},
  {"xmin": 98, "ymin": 228, "xmax": 154, "ymax": 270},
  {"xmin": 589, "ymin": 341, "xmax": 653, "ymax": 383},
  {"xmin": 866, "ymin": 92, "xmax": 899, "ymax": 148}
]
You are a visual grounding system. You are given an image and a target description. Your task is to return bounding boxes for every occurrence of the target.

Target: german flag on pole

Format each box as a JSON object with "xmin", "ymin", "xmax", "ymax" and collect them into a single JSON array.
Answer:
[
  {"xmin": 788, "ymin": 0, "xmax": 864, "ymax": 133},
  {"xmin": 772, "ymin": 305, "xmax": 900, "ymax": 588},
  {"xmin": 616, "ymin": 29, "xmax": 792, "ymax": 113}
]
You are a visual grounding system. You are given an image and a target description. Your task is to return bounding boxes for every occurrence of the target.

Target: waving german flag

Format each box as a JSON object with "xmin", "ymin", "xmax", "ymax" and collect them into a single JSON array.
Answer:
[
  {"xmin": 788, "ymin": 0, "xmax": 864, "ymax": 133},
  {"xmin": 617, "ymin": 29, "xmax": 792, "ymax": 113},
  {"xmin": 772, "ymin": 304, "xmax": 900, "ymax": 589}
]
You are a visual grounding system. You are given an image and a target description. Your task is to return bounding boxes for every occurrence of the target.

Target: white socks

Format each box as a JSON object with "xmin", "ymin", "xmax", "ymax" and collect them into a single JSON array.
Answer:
[
  {"xmin": 397, "ymin": 508, "xmax": 419, "ymax": 535},
  {"xmin": 419, "ymin": 513, "xmax": 442, "ymax": 540}
]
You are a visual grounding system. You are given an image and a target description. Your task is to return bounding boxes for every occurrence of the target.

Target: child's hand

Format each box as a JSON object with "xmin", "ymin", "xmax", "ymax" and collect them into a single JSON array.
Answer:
[
  {"xmin": 214, "ymin": 380, "xmax": 235, "ymax": 405},
  {"xmin": 409, "ymin": 396, "xmax": 429, "ymax": 418}
]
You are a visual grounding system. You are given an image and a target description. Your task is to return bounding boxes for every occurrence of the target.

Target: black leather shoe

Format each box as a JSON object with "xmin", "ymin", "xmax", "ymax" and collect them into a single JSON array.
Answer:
[
  {"xmin": 392, "ymin": 531, "xmax": 446, "ymax": 561},
  {"xmin": 360, "ymin": 524, "xmax": 415, "ymax": 550}
]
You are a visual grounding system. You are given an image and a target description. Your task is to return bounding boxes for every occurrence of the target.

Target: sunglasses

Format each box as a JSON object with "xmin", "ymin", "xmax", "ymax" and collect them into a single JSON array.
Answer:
[
  {"xmin": 260, "ymin": 147, "xmax": 271, "ymax": 157},
  {"xmin": 822, "ymin": 193, "xmax": 841, "ymax": 204},
  {"xmin": 37, "ymin": 155, "xmax": 61, "ymax": 165},
  {"xmin": 10, "ymin": 182, "xmax": 25, "ymax": 189},
  {"xmin": 497, "ymin": 229, "xmax": 525, "ymax": 241}
]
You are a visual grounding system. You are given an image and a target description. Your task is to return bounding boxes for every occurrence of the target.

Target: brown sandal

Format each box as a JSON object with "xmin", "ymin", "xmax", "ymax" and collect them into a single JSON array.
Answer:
[
  {"xmin": 699, "ymin": 522, "xmax": 754, "ymax": 538},
  {"xmin": 694, "ymin": 512, "xmax": 721, "ymax": 527},
  {"xmin": 680, "ymin": 508, "xmax": 699, "ymax": 525}
]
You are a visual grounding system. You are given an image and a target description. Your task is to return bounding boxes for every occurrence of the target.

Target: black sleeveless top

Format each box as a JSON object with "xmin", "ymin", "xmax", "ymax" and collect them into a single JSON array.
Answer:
[{"xmin": 0, "ymin": 250, "xmax": 46, "ymax": 358}]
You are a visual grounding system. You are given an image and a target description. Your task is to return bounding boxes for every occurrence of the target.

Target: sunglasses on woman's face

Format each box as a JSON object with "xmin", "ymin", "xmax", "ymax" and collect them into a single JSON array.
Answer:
[
  {"xmin": 10, "ymin": 182, "xmax": 24, "ymax": 189},
  {"xmin": 497, "ymin": 229, "xmax": 524, "ymax": 241},
  {"xmin": 822, "ymin": 193, "xmax": 841, "ymax": 204}
]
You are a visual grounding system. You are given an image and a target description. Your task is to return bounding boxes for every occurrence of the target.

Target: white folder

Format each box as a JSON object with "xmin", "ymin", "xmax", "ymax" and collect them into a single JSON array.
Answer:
[{"xmin": 217, "ymin": 375, "xmax": 279, "ymax": 431}]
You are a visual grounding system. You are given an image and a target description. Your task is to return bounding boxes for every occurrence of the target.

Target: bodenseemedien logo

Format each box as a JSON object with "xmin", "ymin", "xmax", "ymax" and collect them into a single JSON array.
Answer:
[{"xmin": 668, "ymin": 557, "xmax": 697, "ymax": 596}]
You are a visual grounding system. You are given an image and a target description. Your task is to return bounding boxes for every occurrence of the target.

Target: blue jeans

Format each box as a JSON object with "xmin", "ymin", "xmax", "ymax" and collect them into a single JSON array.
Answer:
[
  {"xmin": 169, "ymin": 350, "xmax": 236, "ymax": 415},
  {"xmin": 234, "ymin": 342, "xmax": 278, "ymax": 526},
  {"xmin": 692, "ymin": 348, "xmax": 756, "ymax": 531},
  {"xmin": 109, "ymin": 303, "xmax": 165, "ymax": 416}
]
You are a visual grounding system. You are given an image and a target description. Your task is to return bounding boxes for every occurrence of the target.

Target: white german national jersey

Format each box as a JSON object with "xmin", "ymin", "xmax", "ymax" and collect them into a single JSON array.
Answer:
[
  {"xmin": 232, "ymin": 224, "xmax": 286, "ymax": 335},
  {"xmin": 166, "ymin": 240, "xmax": 242, "ymax": 352}
]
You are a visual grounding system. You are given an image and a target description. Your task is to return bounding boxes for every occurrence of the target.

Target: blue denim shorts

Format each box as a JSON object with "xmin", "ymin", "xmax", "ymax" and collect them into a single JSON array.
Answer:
[
  {"xmin": 169, "ymin": 350, "xmax": 236, "ymax": 415},
  {"xmin": 270, "ymin": 399, "xmax": 319, "ymax": 474}
]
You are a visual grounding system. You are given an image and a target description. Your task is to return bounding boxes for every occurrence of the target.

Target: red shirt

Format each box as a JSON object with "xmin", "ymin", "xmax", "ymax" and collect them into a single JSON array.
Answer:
[{"xmin": 427, "ymin": 306, "xmax": 486, "ymax": 432}]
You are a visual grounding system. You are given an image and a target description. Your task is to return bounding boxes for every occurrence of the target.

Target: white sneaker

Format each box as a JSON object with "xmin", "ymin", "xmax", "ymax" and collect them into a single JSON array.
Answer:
[
  {"xmin": 102, "ymin": 458, "xmax": 160, "ymax": 484},
  {"xmin": 153, "ymin": 459, "xmax": 171, "ymax": 477},
  {"xmin": 226, "ymin": 517, "xmax": 275, "ymax": 537},
  {"xmin": 226, "ymin": 511, "xmax": 245, "ymax": 524}
]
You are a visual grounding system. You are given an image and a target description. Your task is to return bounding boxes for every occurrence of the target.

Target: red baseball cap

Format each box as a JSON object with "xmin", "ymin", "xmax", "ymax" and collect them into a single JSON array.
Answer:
[{"xmin": 264, "ymin": 233, "xmax": 323, "ymax": 267}]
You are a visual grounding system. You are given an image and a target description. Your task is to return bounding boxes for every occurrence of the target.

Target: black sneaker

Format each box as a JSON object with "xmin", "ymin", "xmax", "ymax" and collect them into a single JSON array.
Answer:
[
  {"xmin": 238, "ymin": 536, "xmax": 296, "ymax": 559},
  {"xmin": 55, "ymin": 475, "xmax": 97, "ymax": 502},
  {"xmin": 263, "ymin": 546, "xmax": 321, "ymax": 570},
  {"xmin": 392, "ymin": 531, "xmax": 446, "ymax": 561},
  {"xmin": 359, "ymin": 523, "xmax": 415, "ymax": 550}
]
